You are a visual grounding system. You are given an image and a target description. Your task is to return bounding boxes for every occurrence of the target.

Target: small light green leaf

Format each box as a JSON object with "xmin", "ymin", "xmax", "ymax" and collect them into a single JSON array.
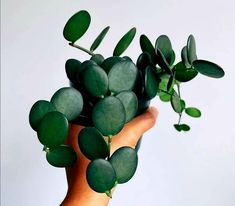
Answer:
[
  {"xmin": 92, "ymin": 96, "xmax": 126, "ymax": 136},
  {"xmin": 109, "ymin": 147, "xmax": 138, "ymax": 184},
  {"xmin": 193, "ymin": 60, "xmax": 225, "ymax": 78},
  {"xmin": 90, "ymin": 26, "xmax": 110, "ymax": 51},
  {"xmin": 63, "ymin": 10, "xmax": 91, "ymax": 43},
  {"xmin": 78, "ymin": 127, "xmax": 109, "ymax": 160},
  {"xmin": 171, "ymin": 91, "xmax": 181, "ymax": 114},
  {"xmin": 140, "ymin": 35, "xmax": 157, "ymax": 63},
  {"xmin": 185, "ymin": 107, "xmax": 201, "ymax": 118},
  {"xmin": 113, "ymin": 27, "xmax": 136, "ymax": 56},
  {"xmin": 187, "ymin": 35, "xmax": 197, "ymax": 65},
  {"xmin": 86, "ymin": 159, "xmax": 116, "ymax": 193},
  {"xmin": 46, "ymin": 145, "xmax": 77, "ymax": 167}
]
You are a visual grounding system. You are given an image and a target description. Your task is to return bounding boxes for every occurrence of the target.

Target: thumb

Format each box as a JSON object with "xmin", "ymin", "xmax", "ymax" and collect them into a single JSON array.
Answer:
[{"xmin": 111, "ymin": 106, "xmax": 159, "ymax": 151}]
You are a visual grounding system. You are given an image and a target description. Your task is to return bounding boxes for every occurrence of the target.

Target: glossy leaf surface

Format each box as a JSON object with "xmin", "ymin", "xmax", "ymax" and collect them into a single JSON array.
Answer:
[
  {"xmin": 46, "ymin": 145, "xmax": 77, "ymax": 167},
  {"xmin": 92, "ymin": 96, "xmax": 126, "ymax": 136},
  {"xmin": 51, "ymin": 87, "xmax": 83, "ymax": 121},
  {"xmin": 78, "ymin": 127, "xmax": 109, "ymax": 160},
  {"xmin": 86, "ymin": 159, "xmax": 116, "ymax": 193},
  {"xmin": 29, "ymin": 100, "xmax": 56, "ymax": 131},
  {"xmin": 113, "ymin": 27, "xmax": 136, "ymax": 56},
  {"xmin": 193, "ymin": 60, "xmax": 225, "ymax": 78},
  {"xmin": 116, "ymin": 91, "xmax": 138, "ymax": 122},
  {"xmin": 90, "ymin": 26, "xmax": 110, "ymax": 51},
  {"xmin": 185, "ymin": 107, "xmax": 201, "ymax": 118},
  {"xmin": 63, "ymin": 10, "xmax": 91, "ymax": 43},
  {"xmin": 37, "ymin": 111, "xmax": 68, "ymax": 148},
  {"xmin": 108, "ymin": 60, "xmax": 138, "ymax": 94},
  {"xmin": 110, "ymin": 147, "xmax": 138, "ymax": 184}
]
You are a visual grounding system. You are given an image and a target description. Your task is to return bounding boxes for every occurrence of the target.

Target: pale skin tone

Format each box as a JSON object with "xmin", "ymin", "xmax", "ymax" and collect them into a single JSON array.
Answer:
[{"xmin": 61, "ymin": 107, "xmax": 159, "ymax": 206}]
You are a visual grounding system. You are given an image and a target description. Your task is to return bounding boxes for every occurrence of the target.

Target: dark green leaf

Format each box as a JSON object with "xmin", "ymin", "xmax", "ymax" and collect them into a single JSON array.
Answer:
[
  {"xmin": 133, "ymin": 70, "xmax": 144, "ymax": 97},
  {"xmin": 136, "ymin": 52, "xmax": 152, "ymax": 73},
  {"xmin": 171, "ymin": 91, "xmax": 181, "ymax": 113},
  {"xmin": 110, "ymin": 147, "xmax": 138, "ymax": 184},
  {"xmin": 92, "ymin": 96, "xmax": 126, "ymax": 136},
  {"xmin": 29, "ymin": 100, "xmax": 56, "ymax": 131},
  {"xmin": 116, "ymin": 91, "xmax": 138, "ymax": 122},
  {"xmin": 108, "ymin": 60, "xmax": 138, "ymax": 94},
  {"xmin": 181, "ymin": 46, "xmax": 191, "ymax": 68},
  {"xmin": 174, "ymin": 61, "xmax": 198, "ymax": 82},
  {"xmin": 81, "ymin": 64, "xmax": 108, "ymax": 97},
  {"xmin": 155, "ymin": 35, "xmax": 174, "ymax": 65},
  {"xmin": 174, "ymin": 124, "xmax": 182, "ymax": 132},
  {"xmin": 140, "ymin": 35, "xmax": 157, "ymax": 63},
  {"xmin": 174, "ymin": 124, "xmax": 190, "ymax": 132},
  {"xmin": 193, "ymin": 60, "xmax": 225, "ymax": 78},
  {"xmin": 51, "ymin": 87, "xmax": 83, "ymax": 121},
  {"xmin": 86, "ymin": 159, "xmax": 116, "ymax": 193},
  {"xmin": 185, "ymin": 107, "xmax": 201, "ymax": 118},
  {"xmin": 187, "ymin": 35, "xmax": 197, "ymax": 65},
  {"xmin": 136, "ymin": 97, "xmax": 150, "ymax": 115},
  {"xmin": 101, "ymin": 56, "xmax": 124, "ymax": 73},
  {"xmin": 37, "ymin": 111, "xmax": 68, "ymax": 148},
  {"xmin": 90, "ymin": 54, "xmax": 105, "ymax": 65},
  {"xmin": 63, "ymin": 10, "xmax": 91, "ymax": 43},
  {"xmin": 144, "ymin": 66, "xmax": 160, "ymax": 100},
  {"xmin": 90, "ymin": 26, "xmax": 110, "ymax": 51},
  {"xmin": 167, "ymin": 75, "xmax": 174, "ymax": 91},
  {"xmin": 78, "ymin": 127, "xmax": 109, "ymax": 160},
  {"xmin": 156, "ymin": 49, "xmax": 172, "ymax": 75},
  {"xmin": 65, "ymin": 59, "xmax": 81, "ymax": 82},
  {"xmin": 46, "ymin": 145, "xmax": 77, "ymax": 167},
  {"xmin": 113, "ymin": 27, "xmax": 136, "ymax": 56}
]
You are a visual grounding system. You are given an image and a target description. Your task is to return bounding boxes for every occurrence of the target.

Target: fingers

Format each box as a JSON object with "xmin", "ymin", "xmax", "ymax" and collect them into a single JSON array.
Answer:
[{"xmin": 112, "ymin": 106, "xmax": 159, "ymax": 151}]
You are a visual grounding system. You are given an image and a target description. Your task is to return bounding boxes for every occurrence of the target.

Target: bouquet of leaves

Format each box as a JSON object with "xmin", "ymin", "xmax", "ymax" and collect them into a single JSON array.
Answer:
[{"xmin": 29, "ymin": 10, "xmax": 225, "ymax": 196}]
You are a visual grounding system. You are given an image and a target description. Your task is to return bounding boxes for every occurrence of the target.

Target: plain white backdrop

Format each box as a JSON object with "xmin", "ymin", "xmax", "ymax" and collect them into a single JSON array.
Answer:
[{"xmin": 1, "ymin": 0, "xmax": 235, "ymax": 205}]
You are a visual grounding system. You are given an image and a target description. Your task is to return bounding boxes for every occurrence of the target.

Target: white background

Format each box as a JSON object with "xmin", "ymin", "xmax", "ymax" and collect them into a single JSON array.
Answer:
[{"xmin": 1, "ymin": 0, "xmax": 235, "ymax": 205}]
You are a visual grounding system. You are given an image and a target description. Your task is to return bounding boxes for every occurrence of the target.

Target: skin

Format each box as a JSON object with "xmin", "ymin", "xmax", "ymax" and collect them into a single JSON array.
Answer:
[{"xmin": 61, "ymin": 107, "xmax": 159, "ymax": 206}]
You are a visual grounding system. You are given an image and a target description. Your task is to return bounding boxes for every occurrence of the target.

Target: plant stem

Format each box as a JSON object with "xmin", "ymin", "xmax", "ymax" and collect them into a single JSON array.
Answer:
[
  {"xmin": 107, "ymin": 135, "xmax": 112, "ymax": 160},
  {"xmin": 69, "ymin": 43, "xmax": 94, "ymax": 56}
]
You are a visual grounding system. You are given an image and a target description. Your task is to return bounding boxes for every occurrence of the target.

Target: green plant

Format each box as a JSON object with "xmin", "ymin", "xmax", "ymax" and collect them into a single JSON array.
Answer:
[{"xmin": 29, "ymin": 10, "xmax": 225, "ymax": 197}]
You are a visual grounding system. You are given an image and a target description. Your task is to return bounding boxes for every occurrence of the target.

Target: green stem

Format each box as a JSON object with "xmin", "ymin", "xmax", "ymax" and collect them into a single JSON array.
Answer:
[
  {"xmin": 69, "ymin": 43, "xmax": 94, "ymax": 56},
  {"xmin": 176, "ymin": 83, "xmax": 181, "ymax": 99},
  {"xmin": 178, "ymin": 113, "xmax": 182, "ymax": 124}
]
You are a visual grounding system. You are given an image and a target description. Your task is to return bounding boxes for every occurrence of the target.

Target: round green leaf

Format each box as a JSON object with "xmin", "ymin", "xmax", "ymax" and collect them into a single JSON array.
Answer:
[
  {"xmin": 174, "ymin": 61, "xmax": 198, "ymax": 82},
  {"xmin": 63, "ymin": 10, "xmax": 91, "ymax": 43},
  {"xmin": 37, "ymin": 111, "xmax": 68, "ymax": 148},
  {"xmin": 171, "ymin": 90, "xmax": 181, "ymax": 114},
  {"xmin": 29, "ymin": 100, "xmax": 56, "ymax": 131},
  {"xmin": 86, "ymin": 159, "xmax": 116, "ymax": 193},
  {"xmin": 136, "ymin": 52, "xmax": 152, "ymax": 73},
  {"xmin": 113, "ymin": 27, "xmax": 136, "ymax": 56},
  {"xmin": 101, "ymin": 56, "xmax": 124, "ymax": 73},
  {"xmin": 174, "ymin": 124, "xmax": 190, "ymax": 132},
  {"xmin": 185, "ymin": 107, "xmax": 201, "ymax": 118},
  {"xmin": 181, "ymin": 46, "xmax": 191, "ymax": 68},
  {"xmin": 139, "ymin": 34, "xmax": 157, "ymax": 63},
  {"xmin": 155, "ymin": 35, "xmax": 174, "ymax": 65},
  {"xmin": 144, "ymin": 66, "xmax": 160, "ymax": 100},
  {"xmin": 109, "ymin": 146, "xmax": 138, "ymax": 184},
  {"xmin": 187, "ymin": 35, "xmax": 197, "ymax": 65},
  {"xmin": 65, "ymin": 59, "xmax": 81, "ymax": 82},
  {"xmin": 90, "ymin": 26, "xmax": 110, "ymax": 52},
  {"xmin": 180, "ymin": 99, "xmax": 186, "ymax": 112},
  {"xmin": 46, "ymin": 145, "xmax": 77, "ymax": 167},
  {"xmin": 159, "ymin": 92, "xmax": 171, "ymax": 102},
  {"xmin": 193, "ymin": 60, "xmax": 225, "ymax": 78},
  {"xmin": 116, "ymin": 91, "xmax": 138, "ymax": 122},
  {"xmin": 90, "ymin": 54, "xmax": 104, "ymax": 65},
  {"xmin": 81, "ymin": 64, "xmax": 108, "ymax": 97},
  {"xmin": 92, "ymin": 96, "xmax": 126, "ymax": 136},
  {"xmin": 51, "ymin": 87, "xmax": 83, "ymax": 121},
  {"xmin": 108, "ymin": 60, "xmax": 138, "ymax": 94},
  {"xmin": 78, "ymin": 127, "xmax": 109, "ymax": 160}
]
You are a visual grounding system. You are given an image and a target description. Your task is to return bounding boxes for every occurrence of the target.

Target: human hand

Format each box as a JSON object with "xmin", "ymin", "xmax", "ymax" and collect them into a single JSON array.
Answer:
[{"xmin": 61, "ymin": 106, "xmax": 158, "ymax": 206}]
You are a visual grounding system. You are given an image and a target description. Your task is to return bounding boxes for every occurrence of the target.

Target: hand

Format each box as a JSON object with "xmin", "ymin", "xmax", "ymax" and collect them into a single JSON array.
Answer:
[{"xmin": 61, "ymin": 106, "xmax": 159, "ymax": 206}]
